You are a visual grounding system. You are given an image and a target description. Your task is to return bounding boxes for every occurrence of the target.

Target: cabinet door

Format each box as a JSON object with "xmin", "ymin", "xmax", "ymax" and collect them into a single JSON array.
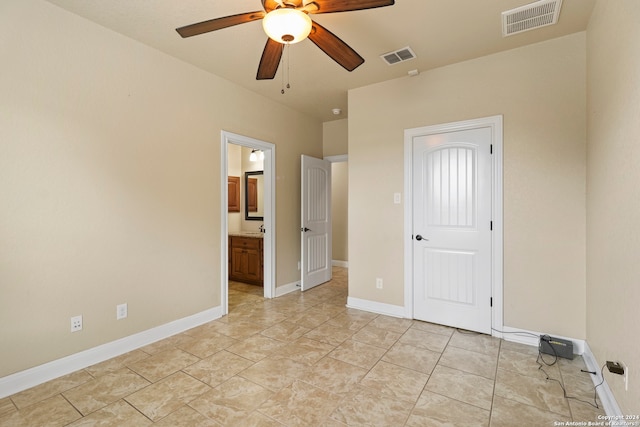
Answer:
[{"xmin": 228, "ymin": 176, "xmax": 240, "ymax": 212}]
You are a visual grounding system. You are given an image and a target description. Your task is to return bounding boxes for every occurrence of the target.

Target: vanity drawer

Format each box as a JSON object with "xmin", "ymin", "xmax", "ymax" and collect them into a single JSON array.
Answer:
[{"xmin": 229, "ymin": 236, "xmax": 262, "ymax": 250}]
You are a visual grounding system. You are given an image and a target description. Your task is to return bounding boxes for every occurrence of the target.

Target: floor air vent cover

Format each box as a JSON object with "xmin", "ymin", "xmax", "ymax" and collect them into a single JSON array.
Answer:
[{"xmin": 502, "ymin": 0, "xmax": 563, "ymax": 37}]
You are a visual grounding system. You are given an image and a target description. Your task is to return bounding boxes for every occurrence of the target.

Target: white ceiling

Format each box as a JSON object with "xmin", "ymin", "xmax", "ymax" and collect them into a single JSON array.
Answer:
[{"xmin": 46, "ymin": 0, "xmax": 595, "ymax": 122}]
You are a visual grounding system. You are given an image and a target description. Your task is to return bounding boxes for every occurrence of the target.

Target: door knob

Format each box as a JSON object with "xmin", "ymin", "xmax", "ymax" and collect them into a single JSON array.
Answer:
[{"xmin": 415, "ymin": 234, "xmax": 428, "ymax": 241}]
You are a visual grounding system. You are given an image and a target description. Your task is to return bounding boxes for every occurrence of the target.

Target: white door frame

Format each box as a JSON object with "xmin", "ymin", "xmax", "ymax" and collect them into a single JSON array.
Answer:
[
  {"xmin": 220, "ymin": 131, "xmax": 276, "ymax": 315},
  {"xmin": 403, "ymin": 116, "xmax": 504, "ymax": 337}
]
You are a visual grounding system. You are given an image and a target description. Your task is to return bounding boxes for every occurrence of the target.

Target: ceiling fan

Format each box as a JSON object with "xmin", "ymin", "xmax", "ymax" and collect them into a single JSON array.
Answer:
[{"xmin": 176, "ymin": 0, "xmax": 395, "ymax": 80}]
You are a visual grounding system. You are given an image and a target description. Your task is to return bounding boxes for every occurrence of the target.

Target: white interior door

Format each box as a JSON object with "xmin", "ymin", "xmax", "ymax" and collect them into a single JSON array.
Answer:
[
  {"xmin": 412, "ymin": 127, "xmax": 492, "ymax": 333},
  {"xmin": 301, "ymin": 155, "xmax": 332, "ymax": 291}
]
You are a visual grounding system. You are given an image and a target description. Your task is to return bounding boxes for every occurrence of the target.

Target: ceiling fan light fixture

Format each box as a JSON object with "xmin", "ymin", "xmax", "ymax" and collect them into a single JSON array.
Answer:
[{"xmin": 262, "ymin": 8, "xmax": 312, "ymax": 44}]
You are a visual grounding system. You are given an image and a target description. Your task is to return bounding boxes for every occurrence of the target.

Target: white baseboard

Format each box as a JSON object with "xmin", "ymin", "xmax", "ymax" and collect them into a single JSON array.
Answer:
[
  {"xmin": 332, "ymin": 260, "xmax": 349, "ymax": 268},
  {"xmin": 0, "ymin": 306, "xmax": 222, "ymax": 399},
  {"xmin": 346, "ymin": 296, "xmax": 406, "ymax": 318},
  {"xmin": 275, "ymin": 281, "xmax": 300, "ymax": 297},
  {"xmin": 582, "ymin": 342, "xmax": 623, "ymax": 416},
  {"xmin": 497, "ymin": 325, "xmax": 585, "ymax": 355}
]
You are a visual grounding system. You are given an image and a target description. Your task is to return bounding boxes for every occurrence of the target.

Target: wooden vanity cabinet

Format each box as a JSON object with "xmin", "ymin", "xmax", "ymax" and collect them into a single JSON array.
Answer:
[{"xmin": 229, "ymin": 235, "xmax": 263, "ymax": 286}]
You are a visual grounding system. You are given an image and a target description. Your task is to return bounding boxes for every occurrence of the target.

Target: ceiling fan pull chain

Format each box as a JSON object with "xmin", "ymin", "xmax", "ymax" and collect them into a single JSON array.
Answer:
[
  {"xmin": 286, "ymin": 42, "xmax": 291, "ymax": 90},
  {"xmin": 281, "ymin": 46, "xmax": 285, "ymax": 94}
]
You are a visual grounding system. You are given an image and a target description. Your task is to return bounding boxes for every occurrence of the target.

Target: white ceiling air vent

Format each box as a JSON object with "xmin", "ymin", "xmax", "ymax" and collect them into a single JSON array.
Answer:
[
  {"xmin": 380, "ymin": 46, "xmax": 416, "ymax": 65},
  {"xmin": 502, "ymin": 0, "xmax": 563, "ymax": 37}
]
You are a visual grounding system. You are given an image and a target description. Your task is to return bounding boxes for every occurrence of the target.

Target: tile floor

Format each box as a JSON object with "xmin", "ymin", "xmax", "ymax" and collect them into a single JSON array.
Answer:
[{"xmin": 0, "ymin": 267, "xmax": 605, "ymax": 426}]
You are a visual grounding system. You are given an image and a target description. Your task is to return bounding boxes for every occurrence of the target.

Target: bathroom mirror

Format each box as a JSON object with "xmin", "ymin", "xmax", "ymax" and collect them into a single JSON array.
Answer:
[{"xmin": 245, "ymin": 171, "xmax": 264, "ymax": 220}]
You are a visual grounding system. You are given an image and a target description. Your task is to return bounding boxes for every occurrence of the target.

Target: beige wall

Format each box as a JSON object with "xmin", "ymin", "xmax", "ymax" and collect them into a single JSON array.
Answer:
[
  {"xmin": 349, "ymin": 33, "xmax": 587, "ymax": 338},
  {"xmin": 0, "ymin": 0, "xmax": 321, "ymax": 377},
  {"xmin": 323, "ymin": 119, "xmax": 348, "ymax": 157},
  {"xmin": 331, "ymin": 162, "xmax": 348, "ymax": 262},
  {"xmin": 586, "ymin": 0, "xmax": 640, "ymax": 414},
  {"xmin": 323, "ymin": 119, "xmax": 349, "ymax": 264}
]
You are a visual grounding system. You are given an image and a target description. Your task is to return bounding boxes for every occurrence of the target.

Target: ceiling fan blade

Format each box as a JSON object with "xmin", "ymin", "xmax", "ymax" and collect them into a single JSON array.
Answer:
[
  {"xmin": 176, "ymin": 11, "xmax": 265, "ymax": 38},
  {"xmin": 306, "ymin": 0, "xmax": 394, "ymax": 14},
  {"xmin": 257, "ymin": 38, "xmax": 284, "ymax": 80},
  {"xmin": 308, "ymin": 22, "xmax": 364, "ymax": 71}
]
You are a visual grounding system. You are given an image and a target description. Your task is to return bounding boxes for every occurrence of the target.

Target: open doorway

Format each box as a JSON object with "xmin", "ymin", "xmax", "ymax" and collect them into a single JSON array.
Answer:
[{"xmin": 220, "ymin": 131, "xmax": 275, "ymax": 316}]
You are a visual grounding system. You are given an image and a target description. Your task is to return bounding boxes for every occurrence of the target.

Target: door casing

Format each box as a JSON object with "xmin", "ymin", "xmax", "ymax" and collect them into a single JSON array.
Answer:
[{"xmin": 403, "ymin": 116, "xmax": 504, "ymax": 337}]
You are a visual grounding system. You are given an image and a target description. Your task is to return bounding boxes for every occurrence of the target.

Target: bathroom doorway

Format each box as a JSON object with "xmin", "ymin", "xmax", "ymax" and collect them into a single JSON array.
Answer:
[{"xmin": 220, "ymin": 131, "xmax": 275, "ymax": 316}]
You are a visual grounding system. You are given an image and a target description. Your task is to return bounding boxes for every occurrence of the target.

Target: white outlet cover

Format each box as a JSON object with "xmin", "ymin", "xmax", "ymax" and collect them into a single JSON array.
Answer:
[
  {"xmin": 71, "ymin": 315, "xmax": 82, "ymax": 332},
  {"xmin": 116, "ymin": 303, "xmax": 128, "ymax": 320}
]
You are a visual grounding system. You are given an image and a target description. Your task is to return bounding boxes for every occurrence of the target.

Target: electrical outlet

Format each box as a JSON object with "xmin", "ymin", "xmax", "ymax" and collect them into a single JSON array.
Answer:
[
  {"xmin": 376, "ymin": 278, "xmax": 383, "ymax": 289},
  {"xmin": 116, "ymin": 303, "xmax": 128, "ymax": 320},
  {"xmin": 70, "ymin": 315, "xmax": 82, "ymax": 332}
]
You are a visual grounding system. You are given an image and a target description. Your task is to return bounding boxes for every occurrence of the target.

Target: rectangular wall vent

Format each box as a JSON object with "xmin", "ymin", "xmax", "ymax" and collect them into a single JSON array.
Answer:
[
  {"xmin": 502, "ymin": 0, "xmax": 563, "ymax": 37},
  {"xmin": 380, "ymin": 46, "xmax": 416, "ymax": 65}
]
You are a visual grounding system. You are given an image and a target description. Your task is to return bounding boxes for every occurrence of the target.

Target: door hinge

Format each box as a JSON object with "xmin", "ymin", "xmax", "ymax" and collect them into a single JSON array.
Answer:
[
  {"xmin": 490, "ymin": 144, "xmax": 493, "ymax": 154},
  {"xmin": 490, "ymin": 221, "xmax": 493, "ymax": 231},
  {"xmin": 490, "ymin": 297, "xmax": 493, "ymax": 307}
]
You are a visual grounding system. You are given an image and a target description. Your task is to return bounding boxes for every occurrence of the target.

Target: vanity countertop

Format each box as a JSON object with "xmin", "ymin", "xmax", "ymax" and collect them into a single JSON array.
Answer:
[{"xmin": 229, "ymin": 231, "xmax": 264, "ymax": 238}]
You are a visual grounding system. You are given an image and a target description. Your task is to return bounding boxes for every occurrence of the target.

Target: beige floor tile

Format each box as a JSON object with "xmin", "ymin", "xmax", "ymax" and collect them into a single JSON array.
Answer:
[
  {"xmin": 368, "ymin": 315, "xmax": 413, "ymax": 334},
  {"xmin": 239, "ymin": 356, "xmax": 310, "ymax": 391},
  {"xmin": 330, "ymin": 386, "xmax": 414, "ymax": 426},
  {"xmin": 425, "ymin": 365, "xmax": 495, "ymax": 410},
  {"xmin": 361, "ymin": 361, "xmax": 429, "ymax": 403},
  {"xmin": 313, "ymin": 301, "xmax": 347, "ymax": 314},
  {"xmin": 406, "ymin": 390, "xmax": 490, "ymax": 427},
  {"xmin": 0, "ymin": 397, "xmax": 16, "ymax": 418},
  {"xmin": 183, "ymin": 350, "xmax": 254, "ymax": 387},
  {"xmin": 399, "ymin": 327, "xmax": 450, "ymax": 353},
  {"xmin": 188, "ymin": 376, "xmax": 273, "ymax": 426},
  {"xmin": 494, "ymin": 368, "xmax": 571, "ymax": 416},
  {"xmin": 272, "ymin": 337, "xmax": 335, "ymax": 365},
  {"xmin": 10, "ymin": 370, "xmax": 93, "ymax": 409},
  {"xmin": 328, "ymin": 339, "xmax": 387, "ymax": 370},
  {"xmin": 500, "ymin": 338, "xmax": 540, "ymax": 356},
  {"xmin": 382, "ymin": 341, "xmax": 441, "ymax": 375},
  {"xmin": 300, "ymin": 356, "xmax": 368, "ymax": 395},
  {"xmin": 66, "ymin": 399, "xmax": 153, "ymax": 426},
  {"xmin": 62, "ymin": 368, "xmax": 150, "ymax": 415},
  {"xmin": 177, "ymin": 332, "xmax": 238, "ymax": 359},
  {"xmin": 128, "ymin": 348, "xmax": 199, "ymax": 382},
  {"xmin": 448, "ymin": 330, "xmax": 501, "ymax": 358},
  {"xmin": 439, "ymin": 345, "xmax": 498, "ymax": 379},
  {"xmin": 85, "ymin": 350, "xmax": 150, "ymax": 378},
  {"xmin": 569, "ymin": 398, "xmax": 605, "ymax": 423},
  {"xmin": 325, "ymin": 312, "xmax": 376, "ymax": 331},
  {"xmin": 288, "ymin": 307, "xmax": 334, "ymax": 329},
  {"xmin": 154, "ymin": 405, "xmax": 220, "ymax": 426},
  {"xmin": 490, "ymin": 395, "xmax": 563, "ymax": 427},
  {"xmin": 351, "ymin": 324, "xmax": 402, "ymax": 349},
  {"xmin": 260, "ymin": 321, "xmax": 311, "ymax": 342},
  {"xmin": 303, "ymin": 322, "xmax": 355, "ymax": 346},
  {"xmin": 225, "ymin": 334, "xmax": 286, "ymax": 362},
  {"xmin": 410, "ymin": 320, "xmax": 455, "ymax": 337},
  {"xmin": 125, "ymin": 371, "xmax": 210, "ymax": 421},
  {"xmin": 207, "ymin": 319, "xmax": 267, "ymax": 339},
  {"xmin": 498, "ymin": 347, "xmax": 561, "ymax": 379},
  {"xmin": 258, "ymin": 380, "xmax": 342, "ymax": 427},
  {"xmin": 138, "ymin": 332, "xmax": 196, "ymax": 355},
  {"xmin": 0, "ymin": 394, "xmax": 81, "ymax": 427}
]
